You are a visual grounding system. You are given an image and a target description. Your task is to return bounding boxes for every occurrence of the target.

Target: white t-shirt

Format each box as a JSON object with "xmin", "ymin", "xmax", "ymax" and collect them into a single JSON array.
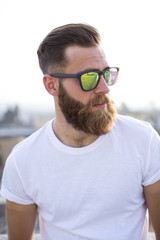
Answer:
[{"xmin": 1, "ymin": 115, "xmax": 160, "ymax": 240}]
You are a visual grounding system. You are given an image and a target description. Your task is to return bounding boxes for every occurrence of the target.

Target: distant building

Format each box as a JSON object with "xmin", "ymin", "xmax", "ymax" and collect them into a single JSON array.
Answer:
[
  {"xmin": 0, "ymin": 106, "xmax": 37, "ymax": 138},
  {"xmin": 0, "ymin": 106, "xmax": 37, "ymax": 181},
  {"xmin": 0, "ymin": 106, "xmax": 20, "ymax": 127}
]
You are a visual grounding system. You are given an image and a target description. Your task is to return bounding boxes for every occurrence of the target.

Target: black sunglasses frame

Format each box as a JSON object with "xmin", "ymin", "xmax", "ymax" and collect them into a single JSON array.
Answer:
[{"xmin": 49, "ymin": 67, "xmax": 119, "ymax": 91}]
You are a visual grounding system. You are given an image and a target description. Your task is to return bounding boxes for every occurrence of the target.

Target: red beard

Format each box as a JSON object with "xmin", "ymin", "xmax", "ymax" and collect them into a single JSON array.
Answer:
[{"xmin": 58, "ymin": 81, "xmax": 117, "ymax": 136}]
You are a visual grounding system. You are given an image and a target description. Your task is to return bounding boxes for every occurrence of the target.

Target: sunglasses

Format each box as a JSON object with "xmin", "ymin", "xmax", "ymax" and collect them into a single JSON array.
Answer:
[{"xmin": 49, "ymin": 67, "xmax": 119, "ymax": 91}]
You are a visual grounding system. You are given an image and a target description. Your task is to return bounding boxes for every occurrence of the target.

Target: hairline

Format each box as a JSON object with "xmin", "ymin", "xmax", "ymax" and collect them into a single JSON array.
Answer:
[{"xmin": 48, "ymin": 43, "xmax": 100, "ymax": 74}]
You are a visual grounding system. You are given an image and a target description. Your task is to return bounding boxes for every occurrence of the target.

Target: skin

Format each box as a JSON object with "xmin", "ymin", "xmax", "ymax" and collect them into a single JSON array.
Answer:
[
  {"xmin": 44, "ymin": 45, "xmax": 110, "ymax": 147},
  {"xmin": 6, "ymin": 45, "xmax": 160, "ymax": 240},
  {"xmin": 6, "ymin": 200, "xmax": 37, "ymax": 240},
  {"xmin": 144, "ymin": 180, "xmax": 160, "ymax": 240}
]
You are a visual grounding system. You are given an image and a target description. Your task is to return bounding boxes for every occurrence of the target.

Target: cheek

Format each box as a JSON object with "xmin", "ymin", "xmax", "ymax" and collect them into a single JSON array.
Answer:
[
  {"xmin": 63, "ymin": 78, "xmax": 80, "ymax": 91},
  {"xmin": 63, "ymin": 79, "xmax": 92, "ymax": 104}
]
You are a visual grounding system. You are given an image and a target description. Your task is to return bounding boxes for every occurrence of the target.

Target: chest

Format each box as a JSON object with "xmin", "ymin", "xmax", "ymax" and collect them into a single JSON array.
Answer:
[{"xmin": 26, "ymin": 148, "xmax": 144, "ymax": 222}]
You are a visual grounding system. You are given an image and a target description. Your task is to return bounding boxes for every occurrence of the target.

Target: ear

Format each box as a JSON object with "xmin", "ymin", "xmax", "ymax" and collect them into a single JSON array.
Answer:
[{"xmin": 43, "ymin": 74, "xmax": 59, "ymax": 96}]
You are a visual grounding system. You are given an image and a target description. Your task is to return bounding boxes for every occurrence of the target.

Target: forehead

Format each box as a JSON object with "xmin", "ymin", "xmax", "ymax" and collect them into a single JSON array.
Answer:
[{"xmin": 64, "ymin": 45, "xmax": 108, "ymax": 73}]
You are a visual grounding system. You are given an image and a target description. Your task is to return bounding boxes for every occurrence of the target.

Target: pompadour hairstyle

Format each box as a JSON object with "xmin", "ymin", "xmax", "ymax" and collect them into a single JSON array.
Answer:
[{"xmin": 37, "ymin": 23, "xmax": 101, "ymax": 74}]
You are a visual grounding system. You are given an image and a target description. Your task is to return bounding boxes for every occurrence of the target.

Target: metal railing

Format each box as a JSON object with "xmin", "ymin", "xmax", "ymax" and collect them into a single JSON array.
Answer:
[{"xmin": 0, "ymin": 233, "xmax": 156, "ymax": 240}]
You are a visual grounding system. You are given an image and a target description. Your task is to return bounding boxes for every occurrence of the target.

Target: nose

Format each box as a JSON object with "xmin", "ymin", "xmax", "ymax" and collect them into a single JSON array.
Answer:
[{"xmin": 94, "ymin": 75, "xmax": 110, "ymax": 94}]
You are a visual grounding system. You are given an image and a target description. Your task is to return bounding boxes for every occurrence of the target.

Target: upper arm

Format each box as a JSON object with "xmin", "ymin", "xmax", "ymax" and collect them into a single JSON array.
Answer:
[
  {"xmin": 144, "ymin": 180, "xmax": 160, "ymax": 239},
  {"xmin": 6, "ymin": 200, "xmax": 37, "ymax": 240}
]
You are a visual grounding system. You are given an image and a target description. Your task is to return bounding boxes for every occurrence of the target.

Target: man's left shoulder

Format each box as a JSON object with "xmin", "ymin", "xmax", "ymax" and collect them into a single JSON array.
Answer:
[{"xmin": 115, "ymin": 114, "xmax": 158, "ymax": 139}]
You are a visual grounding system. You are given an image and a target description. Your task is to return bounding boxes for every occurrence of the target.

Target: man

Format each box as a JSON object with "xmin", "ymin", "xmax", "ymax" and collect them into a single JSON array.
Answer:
[{"xmin": 1, "ymin": 23, "xmax": 160, "ymax": 240}]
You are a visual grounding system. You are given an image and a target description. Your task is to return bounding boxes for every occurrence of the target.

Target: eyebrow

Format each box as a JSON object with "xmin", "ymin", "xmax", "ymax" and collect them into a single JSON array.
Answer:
[
  {"xmin": 78, "ymin": 66, "xmax": 110, "ymax": 74},
  {"xmin": 49, "ymin": 66, "xmax": 111, "ymax": 78}
]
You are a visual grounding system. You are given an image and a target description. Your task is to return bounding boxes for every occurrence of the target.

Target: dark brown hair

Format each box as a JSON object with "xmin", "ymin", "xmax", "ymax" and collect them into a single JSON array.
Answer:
[{"xmin": 37, "ymin": 23, "xmax": 101, "ymax": 74}]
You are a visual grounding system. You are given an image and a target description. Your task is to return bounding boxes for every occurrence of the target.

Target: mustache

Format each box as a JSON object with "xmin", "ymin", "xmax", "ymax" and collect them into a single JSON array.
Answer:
[
  {"xmin": 91, "ymin": 94, "xmax": 109, "ymax": 105},
  {"xmin": 78, "ymin": 94, "xmax": 113, "ymax": 115}
]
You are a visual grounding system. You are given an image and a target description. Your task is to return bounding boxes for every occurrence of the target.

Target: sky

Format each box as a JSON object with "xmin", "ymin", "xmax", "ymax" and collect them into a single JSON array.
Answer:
[{"xmin": 0, "ymin": 0, "xmax": 160, "ymax": 114}]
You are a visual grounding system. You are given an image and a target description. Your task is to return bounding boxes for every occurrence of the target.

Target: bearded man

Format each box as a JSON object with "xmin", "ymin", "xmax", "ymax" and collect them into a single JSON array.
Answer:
[{"xmin": 1, "ymin": 23, "xmax": 160, "ymax": 240}]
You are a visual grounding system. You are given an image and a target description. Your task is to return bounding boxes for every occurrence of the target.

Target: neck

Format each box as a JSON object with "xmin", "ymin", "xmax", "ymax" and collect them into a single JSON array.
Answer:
[{"xmin": 52, "ymin": 117, "xmax": 98, "ymax": 148}]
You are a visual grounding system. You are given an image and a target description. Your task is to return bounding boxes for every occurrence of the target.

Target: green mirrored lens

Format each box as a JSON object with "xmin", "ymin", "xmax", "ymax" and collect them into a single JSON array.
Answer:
[
  {"xmin": 104, "ymin": 68, "xmax": 118, "ymax": 86},
  {"xmin": 104, "ymin": 70, "xmax": 110, "ymax": 84},
  {"xmin": 81, "ymin": 72, "xmax": 99, "ymax": 90}
]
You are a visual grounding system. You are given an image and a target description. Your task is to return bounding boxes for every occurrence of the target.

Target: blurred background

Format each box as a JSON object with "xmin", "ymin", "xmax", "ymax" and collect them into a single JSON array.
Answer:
[{"xmin": 0, "ymin": 0, "xmax": 160, "ymax": 234}]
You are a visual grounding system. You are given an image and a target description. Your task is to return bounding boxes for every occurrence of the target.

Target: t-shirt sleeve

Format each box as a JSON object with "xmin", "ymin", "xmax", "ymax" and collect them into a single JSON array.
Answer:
[
  {"xmin": 142, "ymin": 127, "xmax": 160, "ymax": 186},
  {"xmin": 0, "ymin": 151, "xmax": 34, "ymax": 205}
]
